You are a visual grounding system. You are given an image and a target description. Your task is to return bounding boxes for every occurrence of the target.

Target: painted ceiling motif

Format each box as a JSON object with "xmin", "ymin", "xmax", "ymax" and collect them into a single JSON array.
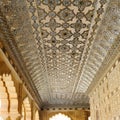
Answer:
[{"xmin": 0, "ymin": 0, "xmax": 120, "ymax": 108}]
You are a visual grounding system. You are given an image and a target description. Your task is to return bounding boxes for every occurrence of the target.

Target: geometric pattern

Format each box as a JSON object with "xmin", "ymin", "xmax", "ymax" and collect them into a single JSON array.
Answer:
[
  {"xmin": 1, "ymin": 0, "xmax": 120, "ymax": 108},
  {"xmin": 25, "ymin": 0, "xmax": 96, "ymax": 106}
]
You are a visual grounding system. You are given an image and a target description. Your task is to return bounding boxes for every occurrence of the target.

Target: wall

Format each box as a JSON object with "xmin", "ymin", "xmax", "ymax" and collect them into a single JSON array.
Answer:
[
  {"xmin": 40, "ymin": 109, "xmax": 90, "ymax": 120},
  {"xmin": 89, "ymin": 57, "xmax": 120, "ymax": 120},
  {"xmin": 0, "ymin": 47, "xmax": 40, "ymax": 120}
]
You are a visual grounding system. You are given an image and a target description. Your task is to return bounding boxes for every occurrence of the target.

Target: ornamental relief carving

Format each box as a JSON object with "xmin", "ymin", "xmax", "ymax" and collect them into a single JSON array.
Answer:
[{"xmin": 1, "ymin": 0, "xmax": 119, "ymax": 108}]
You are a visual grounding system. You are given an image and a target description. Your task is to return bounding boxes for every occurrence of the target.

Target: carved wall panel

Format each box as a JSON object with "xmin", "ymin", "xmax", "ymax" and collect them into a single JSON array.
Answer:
[{"xmin": 89, "ymin": 58, "xmax": 120, "ymax": 120}]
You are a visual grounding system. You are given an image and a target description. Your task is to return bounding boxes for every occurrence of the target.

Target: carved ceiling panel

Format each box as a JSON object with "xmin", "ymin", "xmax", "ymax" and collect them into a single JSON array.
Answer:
[{"xmin": 0, "ymin": 0, "xmax": 120, "ymax": 108}]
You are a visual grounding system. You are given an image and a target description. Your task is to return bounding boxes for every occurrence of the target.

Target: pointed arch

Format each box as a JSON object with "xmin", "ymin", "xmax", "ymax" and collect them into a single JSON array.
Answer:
[
  {"xmin": 49, "ymin": 113, "xmax": 71, "ymax": 120},
  {"xmin": 0, "ymin": 74, "xmax": 19, "ymax": 119},
  {"xmin": 2, "ymin": 74, "xmax": 19, "ymax": 119},
  {"xmin": 0, "ymin": 75, "xmax": 9, "ymax": 119}
]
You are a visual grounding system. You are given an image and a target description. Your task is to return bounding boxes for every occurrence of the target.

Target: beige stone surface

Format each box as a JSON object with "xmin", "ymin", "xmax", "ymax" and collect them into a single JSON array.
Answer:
[
  {"xmin": 89, "ymin": 58, "xmax": 120, "ymax": 120},
  {"xmin": 0, "ymin": 49, "xmax": 39, "ymax": 120}
]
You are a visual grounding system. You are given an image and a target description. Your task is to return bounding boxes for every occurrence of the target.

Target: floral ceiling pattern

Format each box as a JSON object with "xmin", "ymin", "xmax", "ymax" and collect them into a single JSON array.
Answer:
[{"xmin": 0, "ymin": 0, "xmax": 120, "ymax": 108}]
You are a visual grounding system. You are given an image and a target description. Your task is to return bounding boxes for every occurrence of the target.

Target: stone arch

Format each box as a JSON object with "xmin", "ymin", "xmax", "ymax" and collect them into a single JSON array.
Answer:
[
  {"xmin": 22, "ymin": 97, "xmax": 31, "ymax": 120},
  {"xmin": 49, "ymin": 113, "xmax": 71, "ymax": 120},
  {"xmin": 0, "ymin": 75, "xmax": 9, "ymax": 119},
  {"xmin": 0, "ymin": 74, "xmax": 19, "ymax": 119},
  {"xmin": 2, "ymin": 74, "xmax": 19, "ymax": 119}
]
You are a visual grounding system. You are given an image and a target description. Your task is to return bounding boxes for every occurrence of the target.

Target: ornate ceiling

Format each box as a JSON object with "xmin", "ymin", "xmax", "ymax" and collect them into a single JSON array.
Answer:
[{"xmin": 0, "ymin": 0, "xmax": 120, "ymax": 108}]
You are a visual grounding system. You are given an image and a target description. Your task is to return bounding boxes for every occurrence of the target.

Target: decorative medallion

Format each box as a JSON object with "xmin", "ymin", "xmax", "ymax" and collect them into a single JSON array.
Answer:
[{"xmin": 58, "ymin": 8, "xmax": 74, "ymax": 22}]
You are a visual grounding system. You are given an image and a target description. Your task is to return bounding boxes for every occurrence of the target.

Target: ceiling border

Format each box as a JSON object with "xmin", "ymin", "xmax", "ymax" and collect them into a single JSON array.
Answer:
[{"xmin": 0, "ymin": 9, "xmax": 43, "ymax": 108}]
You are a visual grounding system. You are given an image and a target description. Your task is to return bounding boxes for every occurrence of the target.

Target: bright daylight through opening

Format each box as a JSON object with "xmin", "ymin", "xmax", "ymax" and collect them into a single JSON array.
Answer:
[{"xmin": 49, "ymin": 113, "xmax": 71, "ymax": 120}]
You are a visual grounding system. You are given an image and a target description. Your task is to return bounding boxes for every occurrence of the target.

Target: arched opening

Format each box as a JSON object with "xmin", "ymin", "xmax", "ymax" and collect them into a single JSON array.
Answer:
[
  {"xmin": 3, "ymin": 74, "xmax": 19, "ymax": 119},
  {"xmin": 0, "ymin": 75, "xmax": 9, "ymax": 119},
  {"xmin": 49, "ymin": 113, "xmax": 71, "ymax": 120},
  {"xmin": 0, "ymin": 73, "xmax": 19, "ymax": 119},
  {"xmin": 88, "ymin": 116, "xmax": 91, "ymax": 120},
  {"xmin": 0, "ymin": 53, "xmax": 20, "ymax": 119}
]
